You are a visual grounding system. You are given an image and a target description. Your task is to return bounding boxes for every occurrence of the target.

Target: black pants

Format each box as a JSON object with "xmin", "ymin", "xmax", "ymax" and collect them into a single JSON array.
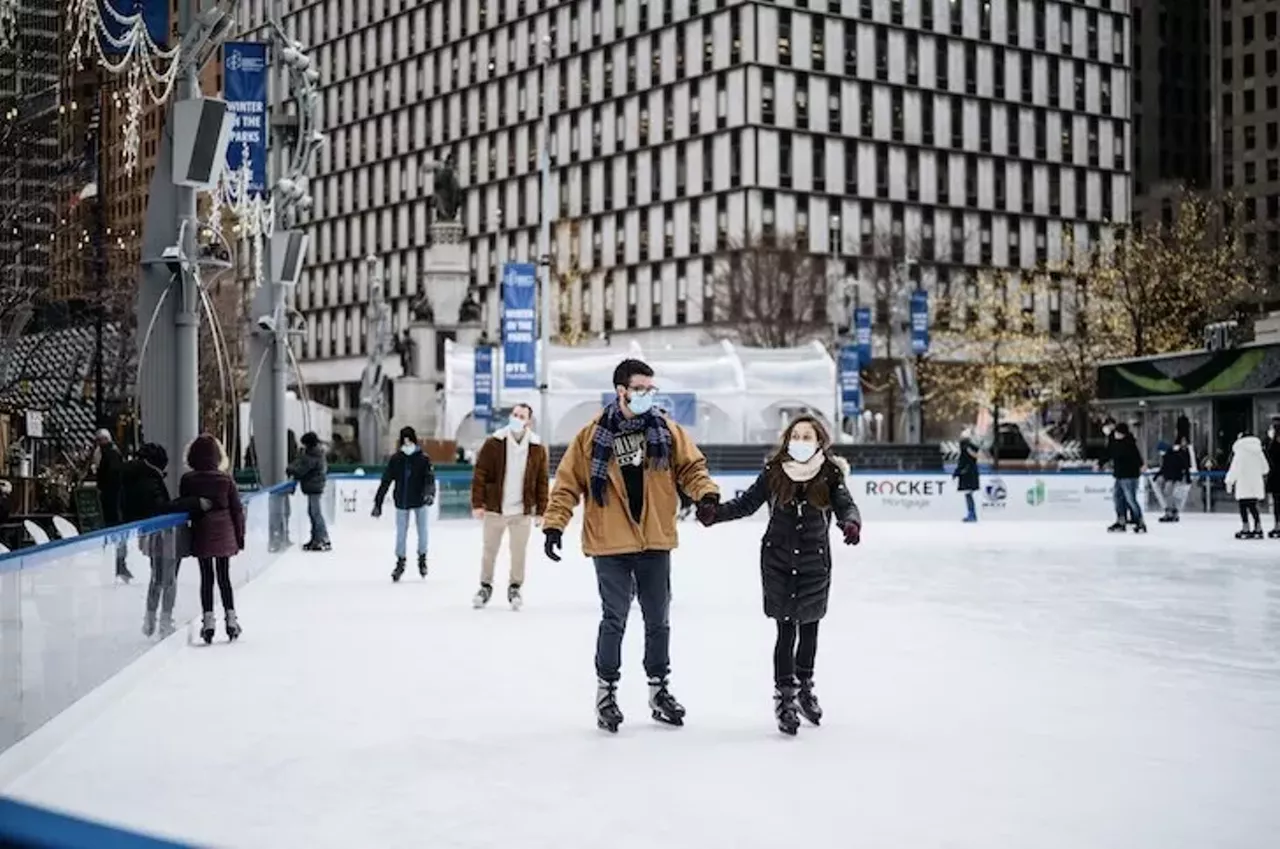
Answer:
[
  {"xmin": 774, "ymin": 620, "xmax": 820, "ymax": 686},
  {"xmin": 1238, "ymin": 499, "xmax": 1261, "ymax": 527},
  {"xmin": 1272, "ymin": 496, "xmax": 1279, "ymax": 524},
  {"xmin": 198, "ymin": 557, "xmax": 234, "ymax": 613},
  {"xmin": 593, "ymin": 550, "xmax": 671, "ymax": 683}
]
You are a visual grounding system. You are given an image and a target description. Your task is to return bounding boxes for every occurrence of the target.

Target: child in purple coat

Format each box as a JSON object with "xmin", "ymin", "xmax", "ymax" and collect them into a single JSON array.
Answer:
[{"xmin": 180, "ymin": 434, "xmax": 246, "ymax": 643}]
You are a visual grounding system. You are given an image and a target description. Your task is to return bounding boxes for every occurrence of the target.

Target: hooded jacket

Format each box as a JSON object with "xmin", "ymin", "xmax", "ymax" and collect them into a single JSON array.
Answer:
[
  {"xmin": 470, "ymin": 425, "xmax": 549, "ymax": 515},
  {"xmin": 375, "ymin": 445, "xmax": 436, "ymax": 510},
  {"xmin": 289, "ymin": 444, "xmax": 328, "ymax": 495},
  {"xmin": 1225, "ymin": 435, "xmax": 1270, "ymax": 501},
  {"xmin": 179, "ymin": 436, "xmax": 246, "ymax": 557}
]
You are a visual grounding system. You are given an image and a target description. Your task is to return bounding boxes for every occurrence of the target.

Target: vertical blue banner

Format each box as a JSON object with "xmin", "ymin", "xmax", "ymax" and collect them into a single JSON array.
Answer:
[
  {"xmin": 910, "ymin": 289, "xmax": 930, "ymax": 355},
  {"xmin": 839, "ymin": 346, "xmax": 862, "ymax": 419},
  {"xmin": 223, "ymin": 41, "xmax": 269, "ymax": 195},
  {"xmin": 501, "ymin": 262, "xmax": 538, "ymax": 390},
  {"xmin": 99, "ymin": 1, "xmax": 169, "ymax": 54},
  {"xmin": 474, "ymin": 347, "xmax": 494, "ymax": 428},
  {"xmin": 854, "ymin": 306, "xmax": 873, "ymax": 365}
]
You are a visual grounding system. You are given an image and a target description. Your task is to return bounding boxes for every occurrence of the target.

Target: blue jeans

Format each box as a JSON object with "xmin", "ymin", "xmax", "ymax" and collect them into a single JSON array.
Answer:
[
  {"xmin": 395, "ymin": 506, "xmax": 428, "ymax": 558},
  {"xmin": 593, "ymin": 550, "xmax": 671, "ymax": 683},
  {"xmin": 1113, "ymin": 478, "xmax": 1143, "ymax": 523},
  {"xmin": 306, "ymin": 493, "xmax": 329, "ymax": 544}
]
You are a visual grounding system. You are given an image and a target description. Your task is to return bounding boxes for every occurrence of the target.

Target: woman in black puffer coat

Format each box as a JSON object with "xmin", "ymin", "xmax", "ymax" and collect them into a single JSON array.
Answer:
[{"xmin": 697, "ymin": 415, "xmax": 861, "ymax": 735}]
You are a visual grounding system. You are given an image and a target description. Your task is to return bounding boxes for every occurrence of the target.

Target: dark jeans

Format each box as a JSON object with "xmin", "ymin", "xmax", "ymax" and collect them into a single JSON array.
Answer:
[
  {"xmin": 307, "ymin": 493, "xmax": 329, "ymax": 544},
  {"xmin": 593, "ymin": 550, "xmax": 671, "ymax": 683},
  {"xmin": 774, "ymin": 620, "xmax": 820, "ymax": 685},
  {"xmin": 198, "ymin": 556, "xmax": 234, "ymax": 613},
  {"xmin": 145, "ymin": 555, "xmax": 181, "ymax": 617}
]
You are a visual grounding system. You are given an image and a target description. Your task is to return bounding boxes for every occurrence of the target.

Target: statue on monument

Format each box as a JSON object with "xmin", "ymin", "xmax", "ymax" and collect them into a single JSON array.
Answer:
[
  {"xmin": 459, "ymin": 288, "xmax": 483, "ymax": 323},
  {"xmin": 411, "ymin": 296, "xmax": 435, "ymax": 323},
  {"xmin": 432, "ymin": 151, "xmax": 463, "ymax": 222},
  {"xmin": 394, "ymin": 330, "xmax": 418, "ymax": 377}
]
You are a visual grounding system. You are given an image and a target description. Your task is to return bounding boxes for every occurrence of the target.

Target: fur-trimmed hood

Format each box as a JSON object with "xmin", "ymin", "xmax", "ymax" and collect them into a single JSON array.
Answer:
[{"xmin": 827, "ymin": 453, "xmax": 850, "ymax": 475}]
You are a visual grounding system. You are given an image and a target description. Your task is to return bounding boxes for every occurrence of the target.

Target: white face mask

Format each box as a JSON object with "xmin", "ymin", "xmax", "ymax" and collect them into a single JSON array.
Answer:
[
  {"xmin": 787, "ymin": 441, "xmax": 818, "ymax": 463},
  {"xmin": 510, "ymin": 417, "xmax": 528, "ymax": 431},
  {"xmin": 401, "ymin": 443, "xmax": 418, "ymax": 454},
  {"xmin": 1269, "ymin": 427, "xmax": 1276, "ymax": 440}
]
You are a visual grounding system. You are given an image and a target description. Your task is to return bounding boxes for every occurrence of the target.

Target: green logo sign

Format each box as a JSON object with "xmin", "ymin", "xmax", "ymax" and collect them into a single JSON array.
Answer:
[{"xmin": 1026, "ymin": 479, "xmax": 1046, "ymax": 506}]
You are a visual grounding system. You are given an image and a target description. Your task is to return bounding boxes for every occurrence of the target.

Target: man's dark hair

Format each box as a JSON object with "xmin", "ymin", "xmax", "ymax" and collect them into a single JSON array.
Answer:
[
  {"xmin": 511, "ymin": 402, "xmax": 534, "ymax": 417},
  {"xmin": 1114, "ymin": 422, "xmax": 1130, "ymax": 436},
  {"xmin": 300, "ymin": 431, "xmax": 319, "ymax": 447},
  {"xmin": 612, "ymin": 358, "xmax": 654, "ymax": 388}
]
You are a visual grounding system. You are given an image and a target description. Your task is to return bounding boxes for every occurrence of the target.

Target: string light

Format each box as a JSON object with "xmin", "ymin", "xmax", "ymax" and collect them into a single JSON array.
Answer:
[{"xmin": 65, "ymin": 0, "xmax": 181, "ymax": 175}]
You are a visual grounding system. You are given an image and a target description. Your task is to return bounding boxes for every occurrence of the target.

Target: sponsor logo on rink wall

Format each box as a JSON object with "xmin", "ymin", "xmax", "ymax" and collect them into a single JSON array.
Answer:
[{"xmin": 325, "ymin": 472, "xmax": 1118, "ymax": 524}]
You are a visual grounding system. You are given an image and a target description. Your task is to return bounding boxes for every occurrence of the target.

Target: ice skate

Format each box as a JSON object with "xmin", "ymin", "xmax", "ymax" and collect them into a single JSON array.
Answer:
[
  {"xmin": 418, "ymin": 554, "xmax": 428, "ymax": 577},
  {"xmin": 648, "ymin": 677, "xmax": 686, "ymax": 726},
  {"xmin": 1235, "ymin": 528, "xmax": 1252, "ymax": 539},
  {"xmin": 157, "ymin": 616, "xmax": 176, "ymax": 639},
  {"xmin": 1106, "ymin": 522, "xmax": 1126, "ymax": 532},
  {"xmin": 508, "ymin": 583, "xmax": 523, "ymax": 611},
  {"xmin": 225, "ymin": 610, "xmax": 241, "ymax": 641},
  {"xmin": 774, "ymin": 682, "xmax": 801, "ymax": 736},
  {"xmin": 1250, "ymin": 526, "xmax": 1265, "ymax": 539},
  {"xmin": 596, "ymin": 679, "xmax": 624, "ymax": 733},
  {"xmin": 1133, "ymin": 521, "xmax": 1148, "ymax": 533},
  {"xmin": 1269, "ymin": 527, "xmax": 1280, "ymax": 539},
  {"xmin": 1158, "ymin": 511, "xmax": 1176, "ymax": 523},
  {"xmin": 200, "ymin": 611, "xmax": 216, "ymax": 644},
  {"xmin": 473, "ymin": 583, "xmax": 493, "ymax": 608},
  {"xmin": 116, "ymin": 567, "xmax": 133, "ymax": 585},
  {"xmin": 391, "ymin": 557, "xmax": 406, "ymax": 582},
  {"xmin": 142, "ymin": 609, "xmax": 157, "ymax": 637},
  {"xmin": 797, "ymin": 677, "xmax": 823, "ymax": 726}
]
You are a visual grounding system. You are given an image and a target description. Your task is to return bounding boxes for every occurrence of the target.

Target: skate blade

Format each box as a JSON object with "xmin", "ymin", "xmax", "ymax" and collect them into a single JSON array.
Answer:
[
  {"xmin": 651, "ymin": 711, "xmax": 684, "ymax": 727},
  {"xmin": 800, "ymin": 712, "xmax": 822, "ymax": 727},
  {"xmin": 597, "ymin": 719, "xmax": 621, "ymax": 733},
  {"xmin": 778, "ymin": 724, "xmax": 799, "ymax": 736},
  {"xmin": 510, "ymin": 600, "xmax": 523, "ymax": 612}
]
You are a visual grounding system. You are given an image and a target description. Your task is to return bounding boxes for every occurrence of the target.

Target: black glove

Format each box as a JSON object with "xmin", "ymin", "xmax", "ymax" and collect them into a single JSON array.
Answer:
[
  {"xmin": 695, "ymin": 493, "xmax": 719, "ymax": 526},
  {"xmin": 543, "ymin": 528, "xmax": 563, "ymax": 562}
]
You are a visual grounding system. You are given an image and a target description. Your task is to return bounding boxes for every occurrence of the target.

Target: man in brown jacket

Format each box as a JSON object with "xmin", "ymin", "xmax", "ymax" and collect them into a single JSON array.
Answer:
[
  {"xmin": 542, "ymin": 358, "xmax": 719, "ymax": 732},
  {"xmin": 469, "ymin": 403, "xmax": 549, "ymax": 609}
]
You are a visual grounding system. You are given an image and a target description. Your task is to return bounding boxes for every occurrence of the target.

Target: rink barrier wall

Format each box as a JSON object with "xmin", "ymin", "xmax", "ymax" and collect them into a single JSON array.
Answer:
[
  {"xmin": 322, "ymin": 471, "xmax": 1173, "ymax": 525},
  {"xmin": 0, "ymin": 797, "xmax": 195, "ymax": 849},
  {"xmin": 0, "ymin": 483, "xmax": 309, "ymax": 758}
]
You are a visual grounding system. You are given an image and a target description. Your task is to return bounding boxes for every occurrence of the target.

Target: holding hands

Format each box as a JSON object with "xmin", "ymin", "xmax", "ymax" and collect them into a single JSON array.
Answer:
[
  {"xmin": 695, "ymin": 493, "xmax": 720, "ymax": 526},
  {"xmin": 839, "ymin": 522, "xmax": 861, "ymax": 546}
]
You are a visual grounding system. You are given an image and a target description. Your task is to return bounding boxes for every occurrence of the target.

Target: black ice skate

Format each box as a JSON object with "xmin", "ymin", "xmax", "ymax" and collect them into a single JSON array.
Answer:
[
  {"xmin": 508, "ymin": 583, "xmax": 523, "ymax": 611},
  {"xmin": 1250, "ymin": 526, "xmax": 1265, "ymax": 539},
  {"xmin": 1107, "ymin": 522, "xmax": 1127, "ymax": 532},
  {"xmin": 774, "ymin": 681, "xmax": 801, "ymax": 736},
  {"xmin": 418, "ymin": 554, "xmax": 428, "ymax": 577},
  {"xmin": 648, "ymin": 677, "xmax": 686, "ymax": 726},
  {"xmin": 225, "ymin": 610, "xmax": 241, "ymax": 641},
  {"xmin": 1235, "ymin": 528, "xmax": 1253, "ymax": 539},
  {"xmin": 473, "ymin": 583, "xmax": 493, "ymax": 608},
  {"xmin": 596, "ymin": 679, "xmax": 624, "ymax": 733},
  {"xmin": 1133, "ymin": 522, "xmax": 1148, "ymax": 533},
  {"xmin": 391, "ymin": 557, "xmax": 406, "ymax": 582},
  {"xmin": 200, "ymin": 611, "xmax": 216, "ymax": 645},
  {"xmin": 303, "ymin": 541, "xmax": 332, "ymax": 552},
  {"xmin": 797, "ymin": 677, "xmax": 823, "ymax": 726},
  {"xmin": 1269, "ymin": 527, "xmax": 1280, "ymax": 539}
]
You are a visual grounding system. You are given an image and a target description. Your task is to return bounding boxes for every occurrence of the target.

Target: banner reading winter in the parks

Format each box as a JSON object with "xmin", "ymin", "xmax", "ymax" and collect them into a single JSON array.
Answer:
[
  {"xmin": 501, "ymin": 262, "xmax": 538, "ymax": 390},
  {"xmin": 223, "ymin": 41, "xmax": 269, "ymax": 195},
  {"xmin": 854, "ymin": 307, "xmax": 873, "ymax": 365},
  {"xmin": 474, "ymin": 346, "xmax": 494, "ymax": 429},
  {"xmin": 910, "ymin": 289, "xmax": 930, "ymax": 355},
  {"xmin": 839, "ymin": 346, "xmax": 862, "ymax": 419}
]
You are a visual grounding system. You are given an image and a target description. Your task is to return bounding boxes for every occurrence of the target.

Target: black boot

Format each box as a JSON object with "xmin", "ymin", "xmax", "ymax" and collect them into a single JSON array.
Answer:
[
  {"xmin": 774, "ymin": 680, "xmax": 800, "ymax": 736},
  {"xmin": 418, "ymin": 553, "xmax": 428, "ymax": 577},
  {"xmin": 797, "ymin": 676, "xmax": 823, "ymax": 726},
  {"xmin": 648, "ymin": 677, "xmax": 686, "ymax": 726},
  {"xmin": 472, "ymin": 583, "xmax": 493, "ymax": 608},
  {"xmin": 1133, "ymin": 521, "xmax": 1148, "ymax": 533},
  {"xmin": 596, "ymin": 678, "xmax": 624, "ymax": 733},
  {"xmin": 391, "ymin": 557, "xmax": 405, "ymax": 582},
  {"xmin": 1107, "ymin": 522, "xmax": 1126, "ymax": 532}
]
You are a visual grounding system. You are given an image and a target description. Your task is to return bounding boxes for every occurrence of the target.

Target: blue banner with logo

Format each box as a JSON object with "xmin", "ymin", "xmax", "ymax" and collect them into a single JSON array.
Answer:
[
  {"xmin": 600, "ymin": 392, "xmax": 697, "ymax": 426},
  {"xmin": 501, "ymin": 262, "xmax": 538, "ymax": 390},
  {"xmin": 854, "ymin": 306, "xmax": 872, "ymax": 365},
  {"xmin": 910, "ymin": 290, "xmax": 929, "ymax": 355},
  {"xmin": 839, "ymin": 346, "xmax": 862, "ymax": 418},
  {"xmin": 474, "ymin": 347, "xmax": 494, "ymax": 427},
  {"xmin": 223, "ymin": 41, "xmax": 269, "ymax": 195},
  {"xmin": 100, "ymin": 1, "xmax": 168, "ymax": 54}
]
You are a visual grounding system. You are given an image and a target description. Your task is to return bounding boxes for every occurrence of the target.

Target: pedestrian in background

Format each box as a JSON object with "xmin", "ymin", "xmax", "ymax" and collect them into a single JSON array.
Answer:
[
  {"xmin": 953, "ymin": 426, "xmax": 981, "ymax": 522},
  {"xmin": 372, "ymin": 426, "xmax": 436, "ymax": 581},
  {"xmin": 181, "ymin": 435, "xmax": 246, "ymax": 643},
  {"xmin": 94, "ymin": 429, "xmax": 131, "ymax": 582},
  {"xmin": 289, "ymin": 431, "xmax": 331, "ymax": 551}
]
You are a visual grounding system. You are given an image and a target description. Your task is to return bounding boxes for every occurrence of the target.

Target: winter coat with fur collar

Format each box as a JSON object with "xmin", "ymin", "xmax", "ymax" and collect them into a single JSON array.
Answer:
[
  {"xmin": 470, "ymin": 425, "xmax": 549, "ymax": 515},
  {"xmin": 1226, "ymin": 435, "xmax": 1270, "ymax": 501}
]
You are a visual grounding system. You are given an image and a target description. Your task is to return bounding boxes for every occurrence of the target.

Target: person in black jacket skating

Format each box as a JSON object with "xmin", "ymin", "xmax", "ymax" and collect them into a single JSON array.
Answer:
[
  {"xmin": 953, "ymin": 426, "xmax": 981, "ymax": 522},
  {"xmin": 1154, "ymin": 439, "xmax": 1192, "ymax": 523},
  {"xmin": 120, "ymin": 443, "xmax": 208, "ymax": 638},
  {"xmin": 289, "ymin": 431, "xmax": 330, "ymax": 550},
  {"xmin": 697, "ymin": 415, "xmax": 861, "ymax": 735},
  {"xmin": 1106, "ymin": 422, "xmax": 1147, "ymax": 532},
  {"xmin": 372, "ymin": 426, "xmax": 436, "ymax": 581},
  {"xmin": 1265, "ymin": 422, "xmax": 1280, "ymax": 537},
  {"xmin": 94, "ymin": 429, "xmax": 131, "ymax": 582}
]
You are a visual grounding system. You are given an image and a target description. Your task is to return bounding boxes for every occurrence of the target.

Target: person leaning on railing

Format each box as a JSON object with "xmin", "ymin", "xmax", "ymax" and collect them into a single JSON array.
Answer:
[{"xmin": 119, "ymin": 443, "xmax": 210, "ymax": 639}]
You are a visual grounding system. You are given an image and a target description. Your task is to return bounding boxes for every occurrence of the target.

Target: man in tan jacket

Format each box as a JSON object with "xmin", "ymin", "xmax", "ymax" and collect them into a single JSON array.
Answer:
[
  {"xmin": 469, "ymin": 403, "xmax": 549, "ymax": 609},
  {"xmin": 542, "ymin": 358, "xmax": 719, "ymax": 732}
]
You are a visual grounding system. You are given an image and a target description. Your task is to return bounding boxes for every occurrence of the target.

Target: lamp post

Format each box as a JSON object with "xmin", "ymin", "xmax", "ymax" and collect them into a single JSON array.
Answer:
[{"xmin": 536, "ymin": 36, "xmax": 555, "ymax": 439}]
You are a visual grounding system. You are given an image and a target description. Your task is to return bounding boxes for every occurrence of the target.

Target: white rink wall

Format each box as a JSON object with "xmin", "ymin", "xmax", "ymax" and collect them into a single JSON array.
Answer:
[{"xmin": 325, "ymin": 472, "xmax": 1132, "ymax": 525}]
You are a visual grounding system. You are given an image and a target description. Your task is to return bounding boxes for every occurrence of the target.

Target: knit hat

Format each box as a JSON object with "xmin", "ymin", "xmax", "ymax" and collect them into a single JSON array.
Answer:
[
  {"xmin": 186, "ymin": 434, "xmax": 226, "ymax": 472},
  {"xmin": 300, "ymin": 431, "xmax": 320, "ymax": 448},
  {"xmin": 138, "ymin": 442, "xmax": 168, "ymax": 470},
  {"xmin": 399, "ymin": 426, "xmax": 417, "ymax": 445}
]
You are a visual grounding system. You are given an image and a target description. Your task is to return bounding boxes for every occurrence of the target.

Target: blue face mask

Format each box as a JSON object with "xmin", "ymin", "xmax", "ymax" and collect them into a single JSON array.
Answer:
[
  {"xmin": 788, "ymin": 441, "xmax": 817, "ymax": 463},
  {"xmin": 627, "ymin": 390, "xmax": 655, "ymax": 415}
]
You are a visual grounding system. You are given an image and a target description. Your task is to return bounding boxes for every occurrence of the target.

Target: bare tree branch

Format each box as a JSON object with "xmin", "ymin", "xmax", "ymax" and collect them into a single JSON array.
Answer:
[{"xmin": 708, "ymin": 231, "xmax": 831, "ymax": 348}]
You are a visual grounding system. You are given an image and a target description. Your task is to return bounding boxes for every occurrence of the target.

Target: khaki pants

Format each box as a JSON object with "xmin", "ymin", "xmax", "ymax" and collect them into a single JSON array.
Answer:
[{"xmin": 480, "ymin": 513, "xmax": 532, "ymax": 586}]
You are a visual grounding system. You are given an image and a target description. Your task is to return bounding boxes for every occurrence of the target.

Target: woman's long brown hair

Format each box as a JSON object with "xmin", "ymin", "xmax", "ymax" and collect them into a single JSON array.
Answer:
[{"xmin": 764, "ymin": 414, "xmax": 834, "ymax": 507}]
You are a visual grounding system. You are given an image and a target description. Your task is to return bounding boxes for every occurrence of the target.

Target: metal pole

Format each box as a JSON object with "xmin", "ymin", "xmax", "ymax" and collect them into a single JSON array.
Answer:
[
  {"xmin": 537, "ymin": 45, "xmax": 553, "ymax": 437},
  {"xmin": 493, "ymin": 209, "xmax": 503, "ymax": 417},
  {"xmin": 93, "ymin": 85, "xmax": 106, "ymax": 430},
  {"xmin": 173, "ymin": 0, "xmax": 201, "ymax": 457}
]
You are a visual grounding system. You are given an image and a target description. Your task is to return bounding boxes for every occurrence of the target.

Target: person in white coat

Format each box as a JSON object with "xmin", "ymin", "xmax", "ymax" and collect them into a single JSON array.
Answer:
[{"xmin": 1225, "ymin": 431, "xmax": 1270, "ymax": 539}]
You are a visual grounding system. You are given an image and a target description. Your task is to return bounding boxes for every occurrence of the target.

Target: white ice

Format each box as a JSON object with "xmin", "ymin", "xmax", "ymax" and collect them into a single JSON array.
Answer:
[{"xmin": 2, "ymin": 517, "xmax": 1279, "ymax": 849}]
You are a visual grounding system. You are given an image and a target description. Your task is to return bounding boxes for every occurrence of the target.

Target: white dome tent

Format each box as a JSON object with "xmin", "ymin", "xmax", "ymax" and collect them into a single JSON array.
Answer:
[{"xmin": 442, "ymin": 339, "xmax": 836, "ymax": 445}]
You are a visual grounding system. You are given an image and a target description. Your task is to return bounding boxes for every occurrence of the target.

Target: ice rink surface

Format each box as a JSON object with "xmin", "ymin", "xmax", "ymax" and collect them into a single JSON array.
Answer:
[{"xmin": 3, "ymin": 517, "xmax": 1279, "ymax": 849}]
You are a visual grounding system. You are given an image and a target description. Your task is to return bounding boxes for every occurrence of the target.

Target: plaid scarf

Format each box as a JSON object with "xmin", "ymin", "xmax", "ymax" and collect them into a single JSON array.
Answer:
[{"xmin": 589, "ymin": 401, "xmax": 673, "ymax": 506}]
